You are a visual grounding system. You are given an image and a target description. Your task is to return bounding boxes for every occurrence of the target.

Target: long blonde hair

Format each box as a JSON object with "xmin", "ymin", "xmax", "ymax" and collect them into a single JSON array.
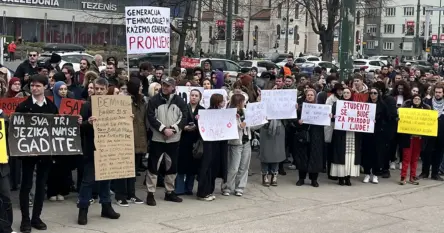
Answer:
[{"xmin": 148, "ymin": 82, "xmax": 161, "ymax": 97}]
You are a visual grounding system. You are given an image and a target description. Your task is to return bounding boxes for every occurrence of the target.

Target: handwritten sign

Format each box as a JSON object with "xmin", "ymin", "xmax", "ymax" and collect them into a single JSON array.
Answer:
[
  {"xmin": 201, "ymin": 89, "xmax": 228, "ymax": 109},
  {"xmin": 245, "ymin": 102, "xmax": 267, "ymax": 127},
  {"xmin": 260, "ymin": 89, "xmax": 297, "ymax": 119},
  {"xmin": 91, "ymin": 95, "xmax": 135, "ymax": 181},
  {"xmin": 301, "ymin": 103, "xmax": 332, "ymax": 126},
  {"xmin": 398, "ymin": 108, "xmax": 438, "ymax": 136},
  {"xmin": 176, "ymin": 86, "xmax": 204, "ymax": 103},
  {"xmin": 181, "ymin": 57, "xmax": 200, "ymax": 68},
  {"xmin": 0, "ymin": 119, "xmax": 7, "ymax": 163},
  {"xmin": 198, "ymin": 108, "xmax": 239, "ymax": 141},
  {"xmin": 334, "ymin": 100, "xmax": 376, "ymax": 133},
  {"xmin": 125, "ymin": 6, "xmax": 170, "ymax": 54},
  {"xmin": 59, "ymin": 98, "xmax": 84, "ymax": 115},
  {"xmin": 8, "ymin": 113, "xmax": 82, "ymax": 156}
]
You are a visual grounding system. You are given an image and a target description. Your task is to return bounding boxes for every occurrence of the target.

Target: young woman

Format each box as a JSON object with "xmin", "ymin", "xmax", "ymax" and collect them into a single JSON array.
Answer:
[
  {"xmin": 175, "ymin": 89, "xmax": 204, "ymax": 195},
  {"xmin": 293, "ymin": 88, "xmax": 325, "ymax": 187},
  {"xmin": 399, "ymin": 94, "xmax": 430, "ymax": 185},
  {"xmin": 222, "ymin": 94, "xmax": 263, "ymax": 196},
  {"xmin": 196, "ymin": 94, "xmax": 228, "ymax": 201},
  {"xmin": 5, "ymin": 77, "xmax": 22, "ymax": 98},
  {"xmin": 202, "ymin": 78, "xmax": 212, "ymax": 90},
  {"xmin": 330, "ymin": 87, "xmax": 362, "ymax": 186},
  {"xmin": 362, "ymin": 87, "xmax": 389, "ymax": 184},
  {"xmin": 228, "ymin": 81, "xmax": 249, "ymax": 104}
]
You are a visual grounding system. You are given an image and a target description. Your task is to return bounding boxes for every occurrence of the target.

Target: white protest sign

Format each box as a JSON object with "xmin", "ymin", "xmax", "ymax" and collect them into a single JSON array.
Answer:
[
  {"xmin": 198, "ymin": 108, "xmax": 239, "ymax": 141},
  {"xmin": 125, "ymin": 6, "xmax": 170, "ymax": 54},
  {"xmin": 201, "ymin": 89, "xmax": 228, "ymax": 109},
  {"xmin": 245, "ymin": 102, "xmax": 267, "ymax": 127},
  {"xmin": 176, "ymin": 86, "xmax": 204, "ymax": 103},
  {"xmin": 260, "ymin": 89, "xmax": 297, "ymax": 119},
  {"xmin": 301, "ymin": 103, "xmax": 332, "ymax": 126},
  {"xmin": 334, "ymin": 100, "xmax": 376, "ymax": 133}
]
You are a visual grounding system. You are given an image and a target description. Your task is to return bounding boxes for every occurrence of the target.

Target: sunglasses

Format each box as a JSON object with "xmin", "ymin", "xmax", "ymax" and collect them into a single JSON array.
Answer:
[
  {"xmin": 370, "ymin": 92, "xmax": 378, "ymax": 95},
  {"xmin": 29, "ymin": 54, "xmax": 38, "ymax": 57}
]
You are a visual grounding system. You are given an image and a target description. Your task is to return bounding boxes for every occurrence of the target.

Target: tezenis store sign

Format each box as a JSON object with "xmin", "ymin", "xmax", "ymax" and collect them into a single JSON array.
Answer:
[
  {"xmin": 81, "ymin": 2, "xmax": 117, "ymax": 11},
  {"xmin": 1, "ymin": 0, "xmax": 59, "ymax": 6}
]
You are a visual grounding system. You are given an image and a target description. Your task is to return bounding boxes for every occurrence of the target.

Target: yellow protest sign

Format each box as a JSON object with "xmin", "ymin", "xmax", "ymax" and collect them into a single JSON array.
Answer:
[
  {"xmin": 398, "ymin": 108, "xmax": 438, "ymax": 136},
  {"xmin": 0, "ymin": 119, "xmax": 8, "ymax": 163}
]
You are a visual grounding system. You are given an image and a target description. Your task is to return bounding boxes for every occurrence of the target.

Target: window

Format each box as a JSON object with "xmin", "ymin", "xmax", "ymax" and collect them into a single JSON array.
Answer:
[
  {"xmin": 366, "ymin": 24, "xmax": 377, "ymax": 34},
  {"xmin": 369, "ymin": 61, "xmax": 381, "ymax": 66},
  {"xmin": 423, "ymin": 7, "xmax": 433, "ymax": 15},
  {"xmin": 383, "ymin": 42, "xmax": 394, "ymax": 50},
  {"xmin": 368, "ymin": 8, "xmax": 378, "ymax": 16},
  {"xmin": 366, "ymin": 40, "xmax": 376, "ymax": 49},
  {"xmin": 384, "ymin": 24, "xmax": 395, "ymax": 34},
  {"xmin": 295, "ymin": 4, "xmax": 299, "ymax": 19},
  {"xmin": 404, "ymin": 7, "xmax": 414, "ymax": 16},
  {"xmin": 357, "ymin": 11, "xmax": 361, "ymax": 25},
  {"xmin": 226, "ymin": 61, "xmax": 239, "ymax": 71},
  {"xmin": 277, "ymin": 3, "xmax": 282, "ymax": 18},
  {"xmin": 386, "ymin": 8, "xmax": 396, "ymax": 16}
]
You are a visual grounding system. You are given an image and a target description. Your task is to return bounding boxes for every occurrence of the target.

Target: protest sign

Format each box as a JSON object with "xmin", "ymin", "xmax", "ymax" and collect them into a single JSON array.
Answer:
[
  {"xmin": 352, "ymin": 93, "xmax": 369, "ymax": 103},
  {"xmin": 0, "ymin": 97, "xmax": 26, "ymax": 115},
  {"xmin": 245, "ymin": 102, "xmax": 267, "ymax": 127},
  {"xmin": 180, "ymin": 57, "xmax": 200, "ymax": 68},
  {"xmin": 260, "ymin": 89, "xmax": 297, "ymax": 119},
  {"xmin": 8, "ymin": 113, "xmax": 82, "ymax": 156},
  {"xmin": 59, "ymin": 98, "xmax": 84, "ymax": 115},
  {"xmin": 334, "ymin": 100, "xmax": 376, "ymax": 133},
  {"xmin": 201, "ymin": 89, "xmax": 228, "ymax": 109},
  {"xmin": 301, "ymin": 103, "xmax": 332, "ymax": 126},
  {"xmin": 176, "ymin": 86, "xmax": 204, "ymax": 103},
  {"xmin": 0, "ymin": 119, "xmax": 7, "ymax": 163},
  {"xmin": 397, "ymin": 108, "xmax": 438, "ymax": 136},
  {"xmin": 125, "ymin": 6, "xmax": 170, "ymax": 54},
  {"xmin": 198, "ymin": 108, "xmax": 239, "ymax": 141},
  {"xmin": 91, "ymin": 95, "xmax": 135, "ymax": 181}
]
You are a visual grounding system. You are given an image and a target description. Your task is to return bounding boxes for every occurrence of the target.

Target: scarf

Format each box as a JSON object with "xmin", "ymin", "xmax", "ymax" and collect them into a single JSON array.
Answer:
[
  {"xmin": 432, "ymin": 97, "xmax": 444, "ymax": 115},
  {"xmin": 267, "ymin": 119, "xmax": 282, "ymax": 136}
]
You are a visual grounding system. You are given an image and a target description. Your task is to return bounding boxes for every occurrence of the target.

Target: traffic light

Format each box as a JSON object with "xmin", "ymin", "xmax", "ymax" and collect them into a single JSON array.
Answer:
[
  {"xmin": 399, "ymin": 42, "xmax": 403, "ymax": 49},
  {"xmin": 356, "ymin": 45, "xmax": 361, "ymax": 52}
]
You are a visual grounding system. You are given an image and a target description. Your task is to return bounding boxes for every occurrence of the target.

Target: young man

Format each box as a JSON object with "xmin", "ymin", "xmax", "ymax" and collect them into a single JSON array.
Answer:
[
  {"xmin": 77, "ymin": 78, "xmax": 120, "ymax": 225},
  {"xmin": 146, "ymin": 77, "xmax": 188, "ymax": 206},
  {"xmin": 15, "ymin": 74, "xmax": 59, "ymax": 233},
  {"xmin": 14, "ymin": 50, "xmax": 40, "ymax": 86}
]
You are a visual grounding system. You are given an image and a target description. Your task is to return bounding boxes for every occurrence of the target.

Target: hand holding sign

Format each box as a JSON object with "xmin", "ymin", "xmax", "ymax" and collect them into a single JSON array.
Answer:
[{"xmin": 88, "ymin": 116, "xmax": 97, "ymax": 125}]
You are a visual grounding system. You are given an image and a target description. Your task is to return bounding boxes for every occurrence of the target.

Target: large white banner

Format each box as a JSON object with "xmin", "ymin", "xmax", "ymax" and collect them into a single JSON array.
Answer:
[
  {"xmin": 261, "ymin": 89, "xmax": 297, "ymax": 119},
  {"xmin": 201, "ymin": 89, "xmax": 228, "ymax": 109},
  {"xmin": 125, "ymin": 6, "xmax": 170, "ymax": 54},
  {"xmin": 245, "ymin": 102, "xmax": 267, "ymax": 127},
  {"xmin": 301, "ymin": 103, "xmax": 332, "ymax": 126},
  {"xmin": 198, "ymin": 108, "xmax": 239, "ymax": 141},
  {"xmin": 334, "ymin": 100, "xmax": 376, "ymax": 133},
  {"xmin": 176, "ymin": 86, "xmax": 204, "ymax": 103}
]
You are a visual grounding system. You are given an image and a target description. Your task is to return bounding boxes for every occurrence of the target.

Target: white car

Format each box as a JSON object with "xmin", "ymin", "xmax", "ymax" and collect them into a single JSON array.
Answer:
[
  {"xmin": 200, "ymin": 58, "xmax": 241, "ymax": 80},
  {"xmin": 353, "ymin": 59, "xmax": 384, "ymax": 72},
  {"xmin": 238, "ymin": 60, "xmax": 279, "ymax": 76},
  {"xmin": 39, "ymin": 52, "xmax": 106, "ymax": 72},
  {"xmin": 368, "ymin": 56, "xmax": 389, "ymax": 65}
]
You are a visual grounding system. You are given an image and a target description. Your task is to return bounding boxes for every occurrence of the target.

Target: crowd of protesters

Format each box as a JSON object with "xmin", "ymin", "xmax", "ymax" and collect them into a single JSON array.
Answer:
[{"xmin": 0, "ymin": 52, "xmax": 443, "ymax": 233}]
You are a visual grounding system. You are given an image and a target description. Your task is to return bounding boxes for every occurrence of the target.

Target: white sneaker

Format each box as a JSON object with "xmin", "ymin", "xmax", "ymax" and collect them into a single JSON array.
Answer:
[
  {"xmin": 288, "ymin": 164, "xmax": 297, "ymax": 170},
  {"xmin": 199, "ymin": 195, "xmax": 213, "ymax": 201},
  {"xmin": 390, "ymin": 162, "xmax": 396, "ymax": 170},
  {"xmin": 398, "ymin": 163, "xmax": 402, "ymax": 170},
  {"xmin": 56, "ymin": 195, "xmax": 64, "ymax": 201},
  {"xmin": 363, "ymin": 175, "xmax": 371, "ymax": 183},
  {"xmin": 210, "ymin": 194, "xmax": 216, "ymax": 200},
  {"xmin": 372, "ymin": 175, "xmax": 379, "ymax": 184},
  {"xmin": 235, "ymin": 192, "xmax": 243, "ymax": 197},
  {"xmin": 222, "ymin": 192, "xmax": 230, "ymax": 196},
  {"xmin": 49, "ymin": 196, "xmax": 57, "ymax": 201}
]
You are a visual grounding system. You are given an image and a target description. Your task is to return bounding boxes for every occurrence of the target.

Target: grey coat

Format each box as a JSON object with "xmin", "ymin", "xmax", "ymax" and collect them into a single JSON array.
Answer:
[{"xmin": 259, "ymin": 120, "xmax": 286, "ymax": 163}]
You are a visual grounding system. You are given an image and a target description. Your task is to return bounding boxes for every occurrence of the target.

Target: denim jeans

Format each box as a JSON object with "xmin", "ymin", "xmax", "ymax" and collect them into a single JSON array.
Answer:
[
  {"xmin": 174, "ymin": 174, "xmax": 195, "ymax": 194},
  {"xmin": 77, "ymin": 159, "xmax": 111, "ymax": 208},
  {"xmin": 260, "ymin": 162, "xmax": 278, "ymax": 174},
  {"xmin": 222, "ymin": 142, "xmax": 251, "ymax": 194}
]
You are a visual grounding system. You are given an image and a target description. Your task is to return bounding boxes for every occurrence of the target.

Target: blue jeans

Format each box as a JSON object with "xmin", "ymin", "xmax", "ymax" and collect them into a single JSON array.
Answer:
[
  {"xmin": 175, "ymin": 174, "xmax": 195, "ymax": 194},
  {"xmin": 260, "ymin": 162, "xmax": 278, "ymax": 174},
  {"xmin": 77, "ymin": 159, "xmax": 111, "ymax": 208}
]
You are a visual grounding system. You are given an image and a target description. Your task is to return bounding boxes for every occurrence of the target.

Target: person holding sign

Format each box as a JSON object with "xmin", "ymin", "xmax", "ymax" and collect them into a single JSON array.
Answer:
[
  {"xmin": 146, "ymin": 77, "xmax": 188, "ymax": 206},
  {"xmin": 14, "ymin": 74, "xmax": 59, "ymax": 233},
  {"xmin": 77, "ymin": 78, "xmax": 121, "ymax": 226},
  {"xmin": 0, "ymin": 111, "xmax": 13, "ymax": 233}
]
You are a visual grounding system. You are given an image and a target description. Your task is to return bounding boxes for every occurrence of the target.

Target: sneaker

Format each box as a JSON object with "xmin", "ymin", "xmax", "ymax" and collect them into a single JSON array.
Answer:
[
  {"xmin": 363, "ymin": 174, "xmax": 371, "ymax": 183},
  {"xmin": 210, "ymin": 194, "xmax": 216, "ymax": 200},
  {"xmin": 235, "ymin": 192, "xmax": 243, "ymax": 197},
  {"xmin": 89, "ymin": 199, "xmax": 95, "ymax": 205},
  {"xmin": 49, "ymin": 196, "xmax": 57, "ymax": 201},
  {"xmin": 127, "ymin": 197, "xmax": 144, "ymax": 204},
  {"xmin": 288, "ymin": 164, "xmax": 297, "ymax": 170},
  {"xmin": 164, "ymin": 192, "xmax": 183, "ymax": 203},
  {"xmin": 390, "ymin": 162, "xmax": 396, "ymax": 170},
  {"xmin": 222, "ymin": 192, "xmax": 230, "ymax": 196},
  {"xmin": 198, "ymin": 195, "xmax": 213, "ymax": 201},
  {"xmin": 146, "ymin": 192, "xmax": 156, "ymax": 206},
  {"xmin": 371, "ymin": 175, "xmax": 379, "ymax": 184},
  {"xmin": 57, "ymin": 195, "xmax": 65, "ymax": 201},
  {"xmin": 116, "ymin": 199, "xmax": 129, "ymax": 207},
  {"xmin": 398, "ymin": 163, "xmax": 402, "ymax": 170}
]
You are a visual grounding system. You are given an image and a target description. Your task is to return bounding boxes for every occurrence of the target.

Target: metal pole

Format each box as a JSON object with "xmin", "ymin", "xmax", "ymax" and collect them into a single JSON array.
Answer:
[
  {"xmin": 0, "ymin": 37, "xmax": 4, "ymax": 63},
  {"xmin": 438, "ymin": 0, "xmax": 442, "ymax": 45},
  {"xmin": 195, "ymin": 0, "xmax": 202, "ymax": 56},
  {"xmin": 284, "ymin": 0, "xmax": 290, "ymax": 53},
  {"xmin": 246, "ymin": 0, "xmax": 251, "ymax": 52},
  {"xmin": 225, "ymin": 0, "xmax": 233, "ymax": 59},
  {"xmin": 415, "ymin": 0, "xmax": 420, "ymax": 57},
  {"xmin": 338, "ymin": 0, "xmax": 356, "ymax": 81}
]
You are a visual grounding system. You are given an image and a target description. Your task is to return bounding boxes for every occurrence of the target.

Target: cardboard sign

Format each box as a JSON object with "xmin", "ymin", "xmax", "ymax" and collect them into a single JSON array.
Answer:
[
  {"xmin": 245, "ymin": 102, "xmax": 267, "ymax": 127},
  {"xmin": 8, "ymin": 113, "xmax": 82, "ymax": 156},
  {"xmin": 180, "ymin": 57, "xmax": 200, "ymax": 68},
  {"xmin": 91, "ymin": 95, "xmax": 135, "ymax": 181},
  {"xmin": 0, "ymin": 119, "xmax": 7, "ymax": 163},
  {"xmin": 59, "ymin": 98, "xmax": 84, "ymax": 115},
  {"xmin": 175, "ymin": 86, "xmax": 204, "ymax": 103},
  {"xmin": 301, "ymin": 103, "xmax": 332, "ymax": 126},
  {"xmin": 198, "ymin": 108, "xmax": 239, "ymax": 141},
  {"xmin": 398, "ymin": 108, "xmax": 438, "ymax": 136},
  {"xmin": 334, "ymin": 100, "xmax": 376, "ymax": 133},
  {"xmin": 261, "ymin": 89, "xmax": 297, "ymax": 119}
]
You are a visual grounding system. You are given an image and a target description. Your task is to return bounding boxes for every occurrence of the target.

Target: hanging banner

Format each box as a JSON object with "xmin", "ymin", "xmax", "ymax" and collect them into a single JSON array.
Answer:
[
  {"xmin": 233, "ymin": 19, "xmax": 244, "ymax": 41},
  {"xmin": 198, "ymin": 108, "xmax": 239, "ymax": 141},
  {"xmin": 334, "ymin": 100, "xmax": 376, "ymax": 133},
  {"xmin": 0, "ymin": 119, "xmax": 8, "ymax": 163},
  {"xmin": 398, "ymin": 108, "xmax": 438, "ymax": 137},
  {"xmin": 216, "ymin": 20, "xmax": 226, "ymax": 40},
  {"xmin": 125, "ymin": 6, "xmax": 171, "ymax": 54}
]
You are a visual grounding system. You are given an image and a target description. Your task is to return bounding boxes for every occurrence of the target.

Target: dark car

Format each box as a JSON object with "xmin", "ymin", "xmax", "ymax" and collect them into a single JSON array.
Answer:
[{"xmin": 125, "ymin": 53, "xmax": 172, "ymax": 68}]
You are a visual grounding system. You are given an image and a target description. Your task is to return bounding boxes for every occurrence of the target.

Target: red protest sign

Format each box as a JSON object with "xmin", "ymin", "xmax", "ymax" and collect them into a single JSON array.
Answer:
[
  {"xmin": 0, "ymin": 98, "xmax": 26, "ymax": 115},
  {"xmin": 59, "ymin": 98, "xmax": 84, "ymax": 115},
  {"xmin": 352, "ymin": 93, "xmax": 369, "ymax": 103},
  {"xmin": 180, "ymin": 57, "xmax": 200, "ymax": 68}
]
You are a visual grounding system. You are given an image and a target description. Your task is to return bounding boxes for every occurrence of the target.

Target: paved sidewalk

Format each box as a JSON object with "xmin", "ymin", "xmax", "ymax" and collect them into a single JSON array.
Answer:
[{"xmin": 9, "ymin": 159, "xmax": 444, "ymax": 233}]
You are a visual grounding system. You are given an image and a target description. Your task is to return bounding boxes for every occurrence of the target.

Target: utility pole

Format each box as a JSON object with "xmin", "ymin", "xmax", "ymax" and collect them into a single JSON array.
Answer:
[
  {"xmin": 338, "ymin": 0, "xmax": 356, "ymax": 81},
  {"xmin": 415, "ymin": 0, "xmax": 420, "ymax": 57},
  {"xmin": 246, "ymin": 0, "xmax": 252, "ymax": 51},
  {"xmin": 438, "ymin": 0, "xmax": 442, "ymax": 44},
  {"xmin": 284, "ymin": 0, "xmax": 290, "ymax": 53},
  {"xmin": 195, "ymin": 0, "xmax": 202, "ymax": 56},
  {"xmin": 225, "ymin": 0, "xmax": 233, "ymax": 59}
]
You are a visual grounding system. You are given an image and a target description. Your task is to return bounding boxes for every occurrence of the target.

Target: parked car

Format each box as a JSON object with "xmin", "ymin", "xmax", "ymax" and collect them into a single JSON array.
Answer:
[
  {"xmin": 353, "ymin": 59, "xmax": 384, "ymax": 72},
  {"xmin": 200, "ymin": 58, "xmax": 241, "ymax": 80},
  {"xmin": 368, "ymin": 56, "xmax": 389, "ymax": 65},
  {"xmin": 307, "ymin": 61, "xmax": 340, "ymax": 74},
  {"xmin": 238, "ymin": 60, "xmax": 279, "ymax": 76},
  {"xmin": 38, "ymin": 52, "xmax": 106, "ymax": 72},
  {"xmin": 277, "ymin": 56, "xmax": 326, "ymax": 67},
  {"xmin": 125, "ymin": 53, "xmax": 172, "ymax": 68},
  {"xmin": 402, "ymin": 60, "xmax": 433, "ymax": 71}
]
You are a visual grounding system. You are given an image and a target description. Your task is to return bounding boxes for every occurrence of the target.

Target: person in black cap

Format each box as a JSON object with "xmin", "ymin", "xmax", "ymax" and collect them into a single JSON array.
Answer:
[{"xmin": 44, "ymin": 53, "xmax": 62, "ymax": 72}]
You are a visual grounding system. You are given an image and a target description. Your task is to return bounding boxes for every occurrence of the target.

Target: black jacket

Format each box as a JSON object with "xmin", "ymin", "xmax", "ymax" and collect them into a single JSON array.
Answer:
[
  {"xmin": 15, "ymin": 96, "xmax": 59, "ymax": 114},
  {"xmin": 79, "ymin": 101, "xmax": 95, "ymax": 159},
  {"xmin": 14, "ymin": 60, "xmax": 39, "ymax": 85}
]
